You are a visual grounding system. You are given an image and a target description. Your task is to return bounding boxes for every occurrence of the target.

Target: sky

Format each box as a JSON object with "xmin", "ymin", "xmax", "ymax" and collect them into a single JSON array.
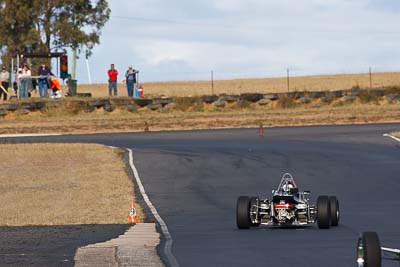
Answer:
[{"xmin": 72, "ymin": 0, "xmax": 400, "ymax": 84}]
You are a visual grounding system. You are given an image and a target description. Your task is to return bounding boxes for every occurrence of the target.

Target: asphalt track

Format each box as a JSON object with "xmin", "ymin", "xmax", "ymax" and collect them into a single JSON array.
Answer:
[{"xmin": 1, "ymin": 123, "xmax": 400, "ymax": 267}]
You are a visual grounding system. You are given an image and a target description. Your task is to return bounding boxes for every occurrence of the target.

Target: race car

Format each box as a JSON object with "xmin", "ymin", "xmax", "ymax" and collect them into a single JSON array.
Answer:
[
  {"xmin": 236, "ymin": 173, "xmax": 339, "ymax": 229},
  {"xmin": 357, "ymin": 232, "xmax": 400, "ymax": 267}
]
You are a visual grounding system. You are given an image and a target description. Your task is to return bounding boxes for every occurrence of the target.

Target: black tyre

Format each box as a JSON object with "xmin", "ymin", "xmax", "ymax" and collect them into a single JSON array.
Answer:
[
  {"xmin": 329, "ymin": 196, "xmax": 340, "ymax": 226},
  {"xmin": 357, "ymin": 232, "xmax": 381, "ymax": 267},
  {"xmin": 317, "ymin": 195, "xmax": 331, "ymax": 229},
  {"xmin": 236, "ymin": 196, "xmax": 251, "ymax": 229},
  {"xmin": 249, "ymin": 197, "xmax": 261, "ymax": 226}
]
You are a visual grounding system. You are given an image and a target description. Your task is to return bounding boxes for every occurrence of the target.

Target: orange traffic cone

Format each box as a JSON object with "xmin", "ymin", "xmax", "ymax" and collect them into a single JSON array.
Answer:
[
  {"xmin": 128, "ymin": 200, "xmax": 139, "ymax": 224},
  {"xmin": 258, "ymin": 124, "xmax": 265, "ymax": 134}
]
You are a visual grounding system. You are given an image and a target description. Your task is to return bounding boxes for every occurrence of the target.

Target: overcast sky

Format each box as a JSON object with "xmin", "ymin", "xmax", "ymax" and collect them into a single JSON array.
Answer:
[{"xmin": 73, "ymin": 0, "xmax": 400, "ymax": 84}]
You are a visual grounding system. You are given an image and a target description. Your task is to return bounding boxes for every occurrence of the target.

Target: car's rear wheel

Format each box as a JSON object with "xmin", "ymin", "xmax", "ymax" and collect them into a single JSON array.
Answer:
[
  {"xmin": 357, "ymin": 232, "xmax": 381, "ymax": 267},
  {"xmin": 317, "ymin": 195, "xmax": 331, "ymax": 229},
  {"xmin": 237, "ymin": 196, "xmax": 251, "ymax": 229},
  {"xmin": 329, "ymin": 196, "xmax": 339, "ymax": 226},
  {"xmin": 249, "ymin": 197, "xmax": 261, "ymax": 226}
]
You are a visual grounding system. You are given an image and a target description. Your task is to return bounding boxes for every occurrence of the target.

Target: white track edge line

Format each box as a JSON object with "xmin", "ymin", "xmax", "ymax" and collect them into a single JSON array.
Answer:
[
  {"xmin": 127, "ymin": 148, "xmax": 180, "ymax": 267},
  {"xmin": 383, "ymin": 133, "xmax": 400, "ymax": 143}
]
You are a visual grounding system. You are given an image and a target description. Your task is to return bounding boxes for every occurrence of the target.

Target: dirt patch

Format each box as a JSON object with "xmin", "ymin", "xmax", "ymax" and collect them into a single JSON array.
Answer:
[{"xmin": 0, "ymin": 143, "xmax": 144, "ymax": 225}]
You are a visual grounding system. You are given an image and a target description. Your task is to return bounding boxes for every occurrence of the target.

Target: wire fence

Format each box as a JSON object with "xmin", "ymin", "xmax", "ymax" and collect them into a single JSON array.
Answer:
[{"xmin": 79, "ymin": 66, "xmax": 400, "ymax": 98}]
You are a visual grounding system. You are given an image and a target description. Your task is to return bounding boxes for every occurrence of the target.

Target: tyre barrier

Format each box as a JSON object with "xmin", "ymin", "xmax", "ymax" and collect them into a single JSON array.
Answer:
[
  {"xmin": 147, "ymin": 103, "xmax": 162, "ymax": 111},
  {"xmin": 134, "ymin": 98, "xmax": 152, "ymax": 107},
  {"xmin": 88, "ymin": 99, "xmax": 108, "ymax": 108},
  {"xmin": 126, "ymin": 104, "xmax": 138, "ymax": 112},
  {"xmin": 152, "ymin": 98, "xmax": 173, "ymax": 106},
  {"xmin": 219, "ymin": 95, "xmax": 240, "ymax": 102},
  {"xmin": 240, "ymin": 93, "xmax": 263, "ymax": 102},
  {"xmin": 110, "ymin": 98, "xmax": 134, "ymax": 106},
  {"xmin": 103, "ymin": 104, "xmax": 116, "ymax": 112},
  {"xmin": 0, "ymin": 87, "xmax": 396, "ymax": 117},
  {"xmin": 201, "ymin": 95, "xmax": 218, "ymax": 103}
]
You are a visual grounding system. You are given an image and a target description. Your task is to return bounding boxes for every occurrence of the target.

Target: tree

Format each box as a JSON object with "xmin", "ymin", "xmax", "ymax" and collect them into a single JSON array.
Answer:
[{"xmin": 0, "ymin": 0, "xmax": 110, "ymax": 68}]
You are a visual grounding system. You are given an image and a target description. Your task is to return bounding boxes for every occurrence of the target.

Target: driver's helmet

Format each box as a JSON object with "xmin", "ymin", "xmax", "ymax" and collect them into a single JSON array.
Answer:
[{"xmin": 282, "ymin": 181, "xmax": 294, "ymax": 193}]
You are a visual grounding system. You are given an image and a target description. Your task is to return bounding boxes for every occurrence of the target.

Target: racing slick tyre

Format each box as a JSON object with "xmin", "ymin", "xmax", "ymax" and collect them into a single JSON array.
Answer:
[
  {"xmin": 329, "ymin": 196, "xmax": 339, "ymax": 226},
  {"xmin": 317, "ymin": 195, "xmax": 331, "ymax": 229},
  {"xmin": 357, "ymin": 232, "xmax": 381, "ymax": 267},
  {"xmin": 236, "ymin": 196, "xmax": 251, "ymax": 229},
  {"xmin": 249, "ymin": 197, "xmax": 261, "ymax": 227}
]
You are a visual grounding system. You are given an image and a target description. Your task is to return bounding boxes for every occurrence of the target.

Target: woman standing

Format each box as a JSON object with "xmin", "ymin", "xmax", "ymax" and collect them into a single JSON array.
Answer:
[{"xmin": 19, "ymin": 65, "xmax": 31, "ymax": 98}]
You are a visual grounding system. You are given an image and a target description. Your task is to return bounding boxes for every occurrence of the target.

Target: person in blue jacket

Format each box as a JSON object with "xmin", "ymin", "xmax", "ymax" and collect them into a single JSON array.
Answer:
[
  {"xmin": 125, "ymin": 65, "xmax": 138, "ymax": 97},
  {"xmin": 37, "ymin": 63, "xmax": 54, "ymax": 97}
]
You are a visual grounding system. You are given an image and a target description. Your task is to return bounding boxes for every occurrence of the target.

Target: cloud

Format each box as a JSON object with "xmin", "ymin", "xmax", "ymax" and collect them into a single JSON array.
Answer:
[{"xmin": 74, "ymin": 0, "xmax": 400, "ymax": 83}]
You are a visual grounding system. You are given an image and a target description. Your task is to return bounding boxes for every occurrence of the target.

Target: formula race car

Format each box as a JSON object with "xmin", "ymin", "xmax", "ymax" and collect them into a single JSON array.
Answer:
[
  {"xmin": 236, "ymin": 173, "xmax": 339, "ymax": 229},
  {"xmin": 357, "ymin": 232, "xmax": 400, "ymax": 267}
]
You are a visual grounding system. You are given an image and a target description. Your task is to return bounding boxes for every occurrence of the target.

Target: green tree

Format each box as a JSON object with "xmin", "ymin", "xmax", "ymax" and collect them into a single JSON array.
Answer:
[{"xmin": 0, "ymin": 0, "xmax": 110, "ymax": 68}]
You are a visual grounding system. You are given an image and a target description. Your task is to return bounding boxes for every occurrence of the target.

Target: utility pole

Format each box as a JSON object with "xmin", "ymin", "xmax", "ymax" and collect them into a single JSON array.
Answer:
[
  {"xmin": 72, "ymin": 48, "xmax": 77, "ymax": 80},
  {"xmin": 369, "ymin": 67, "xmax": 372, "ymax": 89},
  {"xmin": 211, "ymin": 70, "xmax": 214, "ymax": 95},
  {"xmin": 287, "ymin": 68, "xmax": 290, "ymax": 92}
]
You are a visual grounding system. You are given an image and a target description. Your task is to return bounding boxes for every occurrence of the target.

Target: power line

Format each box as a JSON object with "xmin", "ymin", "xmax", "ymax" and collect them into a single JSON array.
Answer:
[{"xmin": 111, "ymin": 15, "xmax": 400, "ymax": 36}]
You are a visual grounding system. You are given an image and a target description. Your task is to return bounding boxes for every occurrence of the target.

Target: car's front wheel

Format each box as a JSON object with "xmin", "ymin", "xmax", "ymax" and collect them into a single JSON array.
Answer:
[
  {"xmin": 249, "ymin": 197, "xmax": 261, "ymax": 226},
  {"xmin": 357, "ymin": 232, "xmax": 381, "ymax": 267},
  {"xmin": 317, "ymin": 195, "xmax": 331, "ymax": 229},
  {"xmin": 236, "ymin": 196, "xmax": 251, "ymax": 229},
  {"xmin": 329, "ymin": 196, "xmax": 339, "ymax": 226}
]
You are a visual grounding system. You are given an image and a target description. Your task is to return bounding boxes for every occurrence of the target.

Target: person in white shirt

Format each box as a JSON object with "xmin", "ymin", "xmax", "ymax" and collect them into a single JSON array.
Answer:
[
  {"xmin": 19, "ymin": 65, "xmax": 32, "ymax": 98},
  {"xmin": 0, "ymin": 66, "xmax": 9, "ymax": 100}
]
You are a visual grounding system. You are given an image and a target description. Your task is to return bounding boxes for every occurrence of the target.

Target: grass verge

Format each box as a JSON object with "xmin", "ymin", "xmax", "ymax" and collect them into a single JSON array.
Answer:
[
  {"xmin": 0, "ymin": 101, "xmax": 399, "ymax": 134},
  {"xmin": 0, "ymin": 143, "xmax": 144, "ymax": 226}
]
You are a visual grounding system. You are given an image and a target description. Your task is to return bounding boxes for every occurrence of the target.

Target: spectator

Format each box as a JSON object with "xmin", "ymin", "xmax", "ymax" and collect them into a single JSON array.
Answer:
[
  {"xmin": 125, "ymin": 65, "xmax": 138, "ymax": 97},
  {"xmin": 0, "ymin": 66, "xmax": 10, "ymax": 101},
  {"xmin": 19, "ymin": 65, "xmax": 31, "ymax": 98},
  {"xmin": 38, "ymin": 63, "xmax": 53, "ymax": 97},
  {"xmin": 107, "ymin": 64, "xmax": 118, "ymax": 96},
  {"xmin": 48, "ymin": 76, "xmax": 62, "ymax": 98}
]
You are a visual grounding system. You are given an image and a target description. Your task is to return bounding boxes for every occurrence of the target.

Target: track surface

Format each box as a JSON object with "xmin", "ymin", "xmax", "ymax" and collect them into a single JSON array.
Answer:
[{"xmin": 1, "ymin": 124, "xmax": 400, "ymax": 266}]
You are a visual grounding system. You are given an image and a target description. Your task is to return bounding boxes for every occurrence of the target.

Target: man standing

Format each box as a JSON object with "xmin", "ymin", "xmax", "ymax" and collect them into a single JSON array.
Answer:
[
  {"xmin": 125, "ymin": 65, "xmax": 139, "ymax": 97},
  {"xmin": 0, "ymin": 66, "xmax": 9, "ymax": 101},
  {"xmin": 38, "ymin": 63, "xmax": 53, "ymax": 97},
  {"xmin": 107, "ymin": 64, "xmax": 118, "ymax": 96}
]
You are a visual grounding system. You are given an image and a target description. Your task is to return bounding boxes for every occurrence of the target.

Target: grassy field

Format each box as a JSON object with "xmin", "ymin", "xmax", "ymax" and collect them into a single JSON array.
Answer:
[
  {"xmin": 0, "ymin": 143, "xmax": 144, "ymax": 226},
  {"xmin": 73, "ymin": 71, "xmax": 400, "ymax": 98}
]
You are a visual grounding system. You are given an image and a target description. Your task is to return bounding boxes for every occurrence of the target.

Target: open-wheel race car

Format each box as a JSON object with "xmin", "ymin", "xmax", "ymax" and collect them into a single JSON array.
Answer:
[
  {"xmin": 236, "ymin": 173, "xmax": 339, "ymax": 229},
  {"xmin": 357, "ymin": 232, "xmax": 400, "ymax": 267}
]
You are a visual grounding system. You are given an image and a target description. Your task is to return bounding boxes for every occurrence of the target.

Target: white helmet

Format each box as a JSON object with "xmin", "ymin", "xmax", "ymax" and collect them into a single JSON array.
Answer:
[{"xmin": 283, "ymin": 182, "xmax": 294, "ymax": 192}]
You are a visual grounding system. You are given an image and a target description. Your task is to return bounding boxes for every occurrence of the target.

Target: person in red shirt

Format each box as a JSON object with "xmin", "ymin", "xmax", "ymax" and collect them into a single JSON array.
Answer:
[{"xmin": 107, "ymin": 64, "xmax": 118, "ymax": 96}]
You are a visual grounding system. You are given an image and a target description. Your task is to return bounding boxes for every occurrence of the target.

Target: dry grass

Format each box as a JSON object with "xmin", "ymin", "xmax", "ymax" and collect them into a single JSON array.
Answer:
[
  {"xmin": 391, "ymin": 132, "xmax": 400, "ymax": 138},
  {"xmin": 0, "ymin": 100, "xmax": 400, "ymax": 134},
  {"xmin": 0, "ymin": 143, "xmax": 144, "ymax": 226},
  {"xmin": 68, "ymin": 72, "xmax": 400, "ymax": 98}
]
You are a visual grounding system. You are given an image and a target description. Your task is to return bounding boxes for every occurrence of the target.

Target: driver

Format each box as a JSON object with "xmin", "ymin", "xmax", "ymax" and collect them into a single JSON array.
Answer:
[{"xmin": 282, "ymin": 182, "xmax": 294, "ymax": 193}]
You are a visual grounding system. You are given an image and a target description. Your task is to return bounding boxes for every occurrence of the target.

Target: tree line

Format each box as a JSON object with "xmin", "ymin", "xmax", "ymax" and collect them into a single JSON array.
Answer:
[{"xmin": 0, "ymin": 0, "xmax": 110, "ymax": 70}]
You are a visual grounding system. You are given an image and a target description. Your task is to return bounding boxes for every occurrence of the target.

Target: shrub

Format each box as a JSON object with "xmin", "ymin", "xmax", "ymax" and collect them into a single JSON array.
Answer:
[
  {"xmin": 174, "ymin": 96, "xmax": 203, "ymax": 112},
  {"xmin": 358, "ymin": 91, "xmax": 381, "ymax": 104},
  {"xmin": 236, "ymin": 100, "xmax": 251, "ymax": 109},
  {"xmin": 277, "ymin": 96, "xmax": 296, "ymax": 108}
]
